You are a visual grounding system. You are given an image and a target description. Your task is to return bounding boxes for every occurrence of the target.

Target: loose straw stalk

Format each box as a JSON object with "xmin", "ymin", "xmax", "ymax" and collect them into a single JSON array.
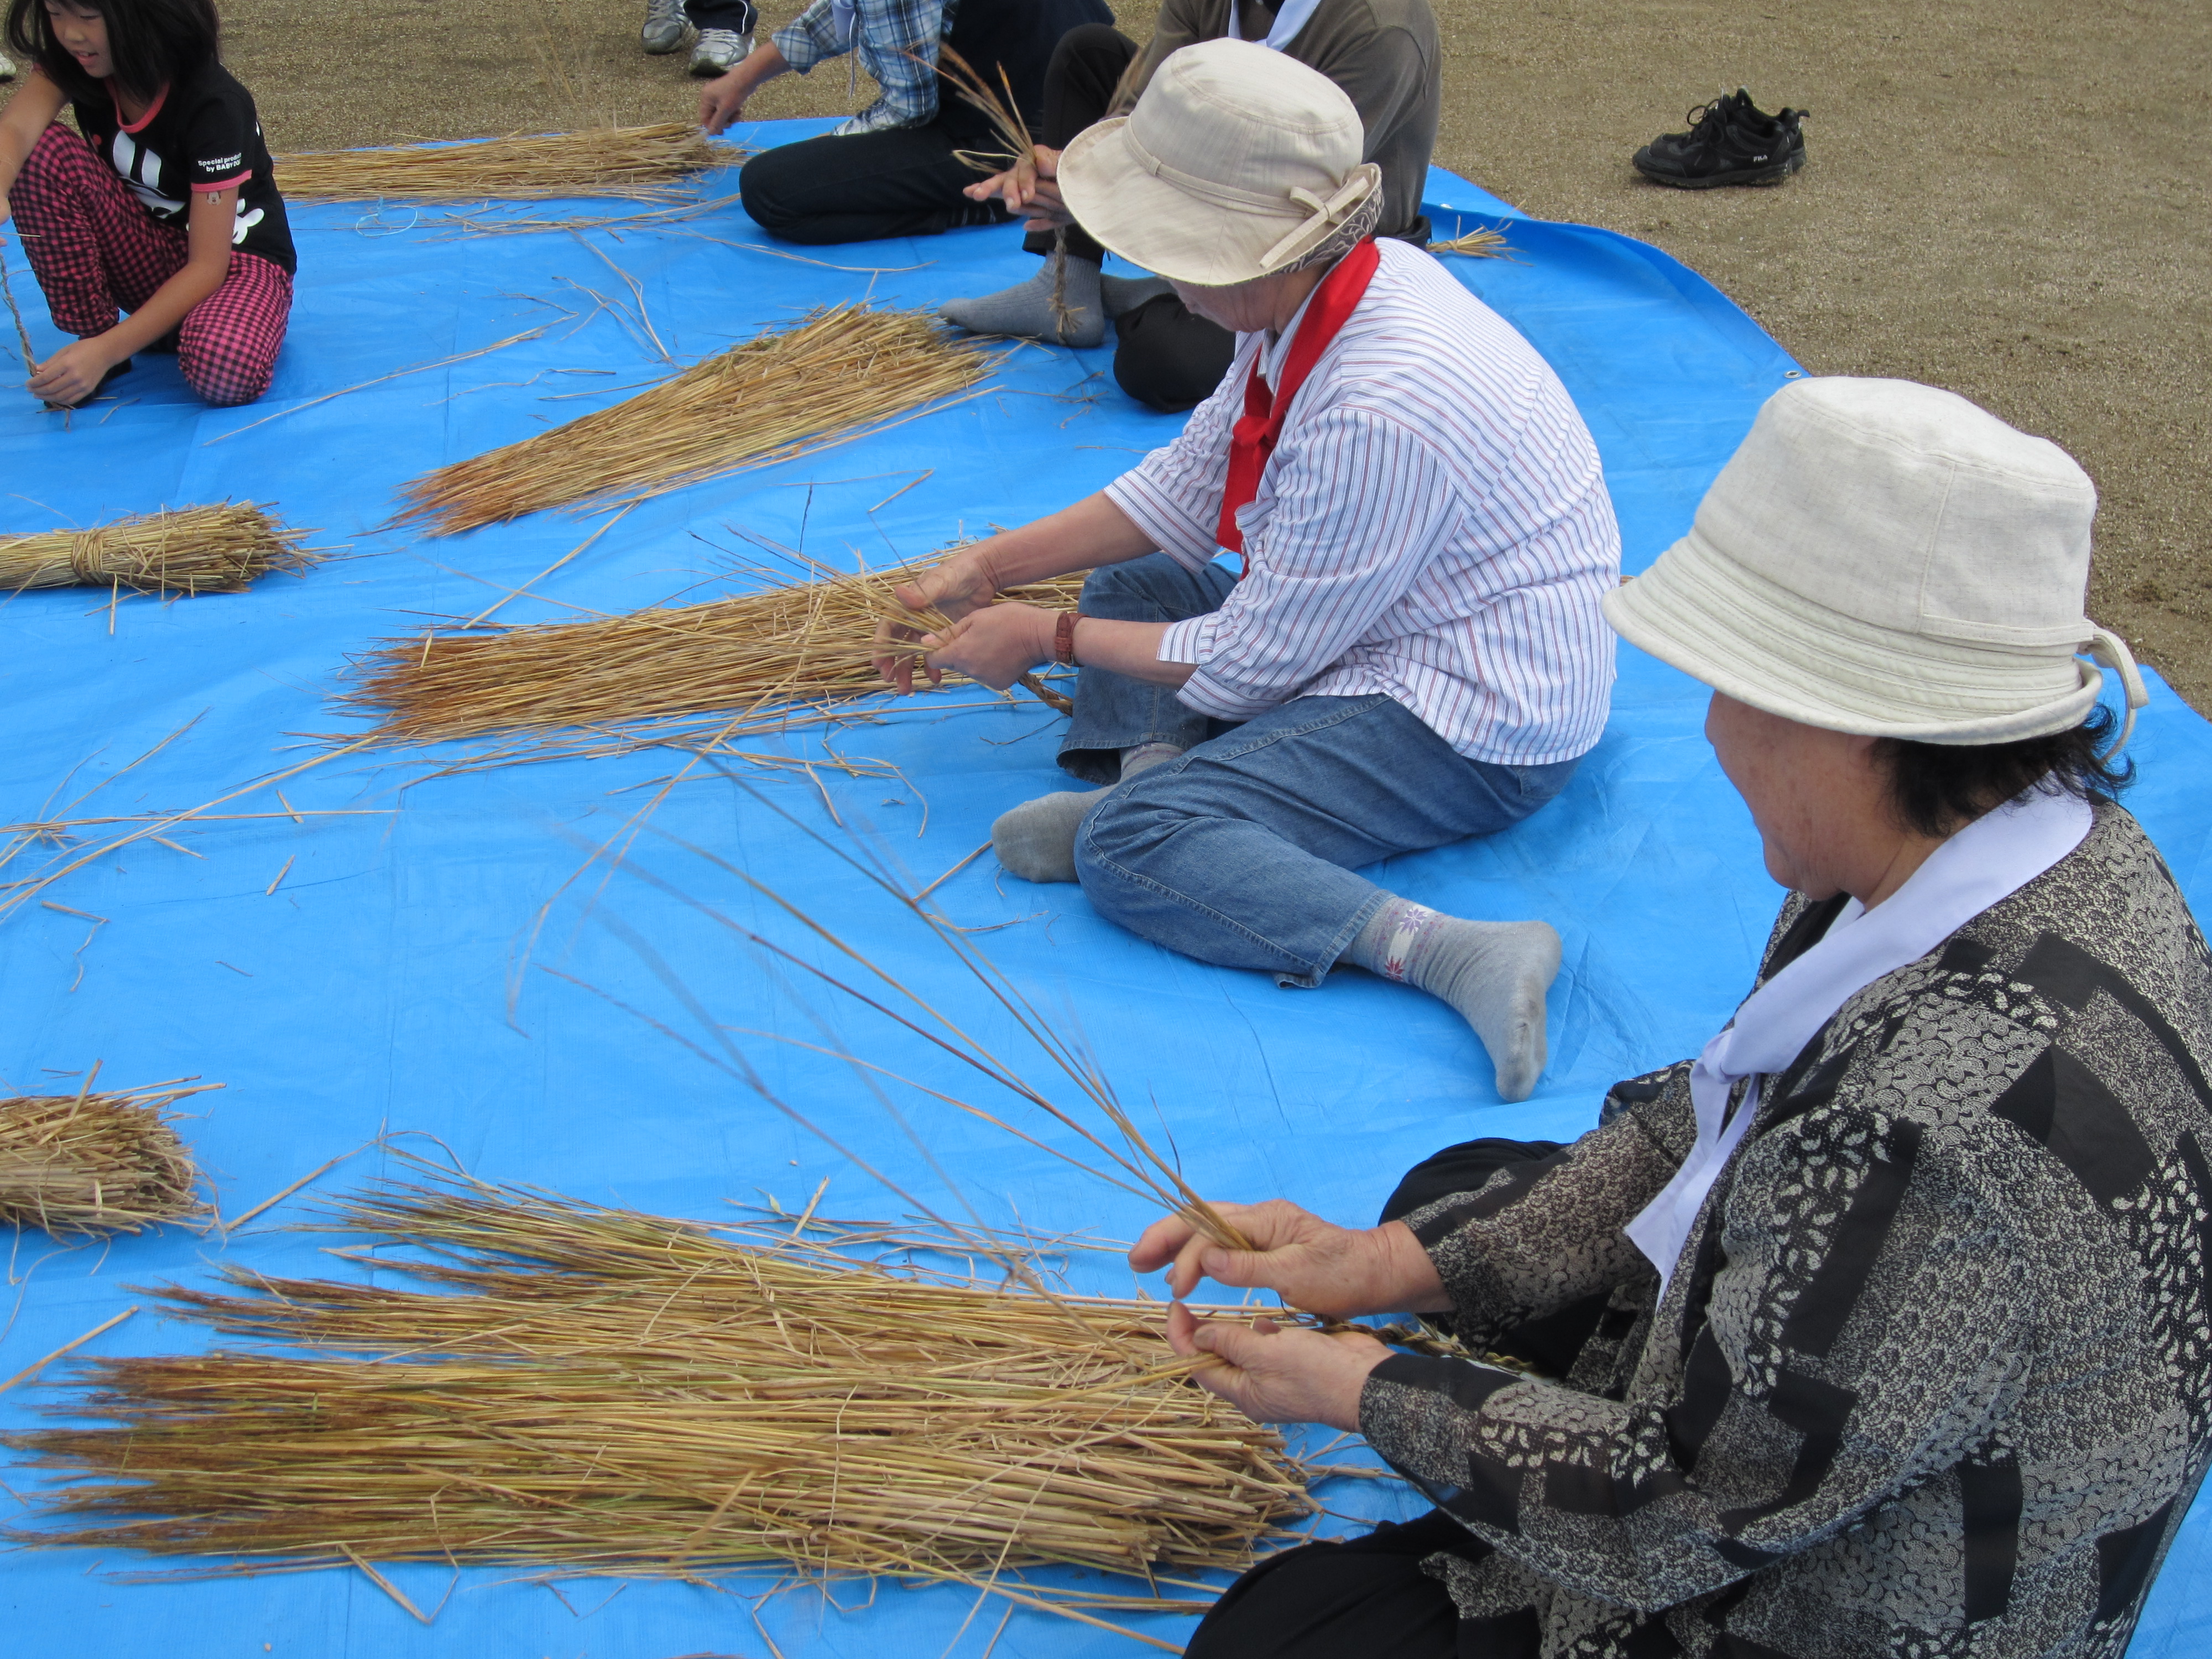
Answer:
[
  {"xmin": 0, "ymin": 504, "xmax": 319, "ymax": 596},
  {"xmin": 276, "ymin": 122, "xmax": 747, "ymax": 203},
  {"xmin": 0, "ymin": 1081, "xmax": 216, "ymax": 1237},
  {"xmin": 4, "ymin": 1173, "xmax": 1315, "ymax": 1610},
  {"xmin": 392, "ymin": 306, "xmax": 995, "ymax": 535},
  {"xmin": 340, "ymin": 554, "xmax": 1083, "ymax": 746}
]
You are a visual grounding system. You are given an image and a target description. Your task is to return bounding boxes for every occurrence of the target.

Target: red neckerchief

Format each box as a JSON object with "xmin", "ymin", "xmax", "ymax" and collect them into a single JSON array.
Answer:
[{"xmin": 1213, "ymin": 237, "xmax": 1382, "ymax": 574}]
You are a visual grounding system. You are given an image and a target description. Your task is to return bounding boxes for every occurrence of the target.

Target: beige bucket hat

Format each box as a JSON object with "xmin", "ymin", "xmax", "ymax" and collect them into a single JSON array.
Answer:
[
  {"xmin": 1055, "ymin": 38, "xmax": 1382, "ymax": 287},
  {"xmin": 1603, "ymin": 377, "xmax": 2148, "ymax": 745}
]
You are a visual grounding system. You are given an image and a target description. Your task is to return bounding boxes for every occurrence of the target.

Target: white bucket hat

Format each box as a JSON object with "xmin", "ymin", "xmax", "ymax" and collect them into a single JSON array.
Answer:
[
  {"xmin": 1603, "ymin": 377, "xmax": 2149, "ymax": 746},
  {"xmin": 1055, "ymin": 38, "xmax": 1382, "ymax": 287}
]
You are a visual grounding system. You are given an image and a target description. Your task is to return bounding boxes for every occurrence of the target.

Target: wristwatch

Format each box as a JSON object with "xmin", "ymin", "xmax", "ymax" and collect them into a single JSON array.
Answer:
[{"xmin": 1053, "ymin": 609, "xmax": 1083, "ymax": 667}]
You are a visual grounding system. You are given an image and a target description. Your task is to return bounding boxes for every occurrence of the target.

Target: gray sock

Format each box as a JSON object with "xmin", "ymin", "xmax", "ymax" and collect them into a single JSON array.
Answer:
[
  {"xmin": 1100, "ymin": 274, "xmax": 1172, "ymax": 318},
  {"xmin": 940, "ymin": 255, "xmax": 1105, "ymax": 348},
  {"xmin": 992, "ymin": 742, "xmax": 1182, "ymax": 884},
  {"xmin": 1344, "ymin": 896, "xmax": 1562, "ymax": 1103}
]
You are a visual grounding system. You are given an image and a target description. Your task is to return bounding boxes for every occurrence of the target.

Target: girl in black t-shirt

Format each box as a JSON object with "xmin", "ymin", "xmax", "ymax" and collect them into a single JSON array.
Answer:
[{"xmin": 0, "ymin": 0, "xmax": 294, "ymax": 408}]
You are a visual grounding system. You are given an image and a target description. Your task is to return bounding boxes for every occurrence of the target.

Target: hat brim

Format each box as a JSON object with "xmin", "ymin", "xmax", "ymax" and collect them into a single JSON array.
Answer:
[
  {"xmin": 1057, "ymin": 118, "xmax": 1378, "ymax": 286},
  {"xmin": 1602, "ymin": 529, "xmax": 2103, "ymax": 744}
]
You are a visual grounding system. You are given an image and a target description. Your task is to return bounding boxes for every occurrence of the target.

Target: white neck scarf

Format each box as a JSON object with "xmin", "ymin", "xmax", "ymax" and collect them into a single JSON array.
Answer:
[
  {"xmin": 1624, "ymin": 787, "xmax": 2096, "ymax": 1301},
  {"xmin": 1229, "ymin": 0, "xmax": 1327, "ymax": 51}
]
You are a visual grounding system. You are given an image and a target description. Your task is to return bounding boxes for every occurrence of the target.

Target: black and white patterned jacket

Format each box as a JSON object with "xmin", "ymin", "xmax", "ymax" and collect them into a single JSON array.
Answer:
[{"xmin": 1358, "ymin": 803, "xmax": 2212, "ymax": 1657}]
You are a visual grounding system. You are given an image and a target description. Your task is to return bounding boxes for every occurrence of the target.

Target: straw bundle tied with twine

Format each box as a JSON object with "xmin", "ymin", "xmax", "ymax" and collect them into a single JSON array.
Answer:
[
  {"xmin": 393, "ymin": 306, "xmax": 997, "ymax": 535},
  {"xmin": 4, "ymin": 1170, "xmax": 1319, "ymax": 1634},
  {"xmin": 0, "ymin": 1079, "xmax": 215, "ymax": 1237},
  {"xmin": 275, "ymin": 123, "xmax": 747, "ymax": 203},
  {"xmin": 0, "ymin": 505, "xmax": 319, "ymax": 596},
  {"xmin": 341, "ymin": 551, "xmax": 1083, "ymax": 747},
  {"xmin": 1428, "ymin": 226, "xmax": 1516, "ymax": 259}
]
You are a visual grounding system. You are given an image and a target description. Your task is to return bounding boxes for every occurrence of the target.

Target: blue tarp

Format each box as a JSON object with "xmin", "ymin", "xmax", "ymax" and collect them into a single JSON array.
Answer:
[{"xmin": 4, "ymin": 124, "xmax": 2209, "ymax": 1656}]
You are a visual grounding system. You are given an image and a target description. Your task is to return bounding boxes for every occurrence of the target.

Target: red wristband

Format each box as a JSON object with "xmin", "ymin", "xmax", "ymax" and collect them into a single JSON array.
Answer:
[{"xmin": 1053, "ymin": 609, "xmax": 1082, "ymax": 667}]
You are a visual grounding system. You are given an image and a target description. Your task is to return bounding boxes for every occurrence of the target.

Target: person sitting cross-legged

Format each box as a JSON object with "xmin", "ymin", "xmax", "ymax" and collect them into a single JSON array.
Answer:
[
  {"xmin": 875, "ymin": 42, "xmax": 1620, "ymax": 1104},
  {"xmin": 1125, "ymin": 377, "xmax": 2209, "ymax": 1659}
]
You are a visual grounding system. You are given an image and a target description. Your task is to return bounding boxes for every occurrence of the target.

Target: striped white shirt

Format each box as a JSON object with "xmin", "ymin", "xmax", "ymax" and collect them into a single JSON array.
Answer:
[{"xmin": 1103, "ymin": 237, "xmax": 1620, "ymax": 766}]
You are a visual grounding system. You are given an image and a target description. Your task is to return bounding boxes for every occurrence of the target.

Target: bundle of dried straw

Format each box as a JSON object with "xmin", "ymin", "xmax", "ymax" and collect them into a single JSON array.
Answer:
[
  {"xmin": 6, "ymin": 1173, "xmax": 1314, "ymax": 1620},
  {"xmin": 393, "ymin": 306, "xmax": 995, "ymax": 535},
  {"xmin": 0, "ymin": 504, "xmax": 316, "ymax": 597},
  {"xmin": 341, "ymin": 554, "xmax": 1082, "ymax": 747},
  {"xmin": 1427, "ymin": 226, "xmax": 1515, "ymax": 259},
  {"xmin": 0, "ymin": 1081, "xmax": 213, "ymax": 1237},
  {"xmin": 276, "ymin": 122, "xmax": 744, "ymax": 203}
]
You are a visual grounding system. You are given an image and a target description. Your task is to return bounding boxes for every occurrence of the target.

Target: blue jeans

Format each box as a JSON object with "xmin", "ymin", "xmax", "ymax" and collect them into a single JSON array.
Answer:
[{"xmin": 1062, "ymin": 555, "xmax": 1580, "ymax": 986}]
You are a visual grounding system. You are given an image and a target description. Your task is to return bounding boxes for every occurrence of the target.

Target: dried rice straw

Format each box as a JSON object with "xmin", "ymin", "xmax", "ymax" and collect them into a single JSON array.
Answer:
[
  {"xmin": 392, "ymin": 306, "xmax": 997, "ymax": 535},
  {"xmin": 0, "ymin": 1078, "xmax": 216, "ymax": 1236},
  {"xmin": 1427, "ymin": 225, "xmax": 1516, "ymax": 259},
  {"xmin": 339, "ymin": 552, "xmax": 1082, "ymax": 747},
  {"xmin": 932, "ymin": 47, "xmax": 1082, "ymax": 340},
  {"xmin": 0, "ymin": 504, "xmax": 319, "ymax": 596},
  {"xmin": 276, "ymin": 122, "xmax": 748, "ymax": 203},
  {"xmin": 4, "ymin": 1170, "xmax": 1316, "ymax": 1625}
]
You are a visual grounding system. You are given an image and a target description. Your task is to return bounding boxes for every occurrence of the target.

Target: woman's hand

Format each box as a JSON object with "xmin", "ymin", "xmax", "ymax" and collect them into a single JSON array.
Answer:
[
  {"xmin": 872, "ymin": 541, "xmax": 1005, "ymax": 692},
  {"xmin": 1167, "ymin": 1303, "xmax": 1391, "ymax": 1431},
  {"xmin": 916, "ymin": 602, "xmax": 1056, "ymax": 692},
  {"xmin": 28, "ymin": 338, "xmax": 122, "ymax": 408},
  {"xmin": 1130, "ymin": 1201, "xmax": 1449, "ymax": 1319},
  {"xmin": 962, "ymin": 143, "xmax": 1070, "ymax": 232},
  {"xmin": 698, "ymin": 71, "xmax": 750, "ymax": 134}
]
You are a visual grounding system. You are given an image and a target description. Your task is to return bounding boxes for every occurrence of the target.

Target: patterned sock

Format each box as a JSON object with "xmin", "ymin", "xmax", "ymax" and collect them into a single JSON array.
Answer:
[
  {"xmin": 1344, "ymin": 896, "xmax": 1562, "ymax": 1103},
  {"xmin": 992, "ymin": 743, "xmax": 1183, "ymax": 884}
]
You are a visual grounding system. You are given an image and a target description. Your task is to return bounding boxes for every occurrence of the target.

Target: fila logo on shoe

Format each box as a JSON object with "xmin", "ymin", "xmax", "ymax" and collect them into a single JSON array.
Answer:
[{"xmin": 1751, "ymin": 152, "xmax": 1769, "ymax": 162}]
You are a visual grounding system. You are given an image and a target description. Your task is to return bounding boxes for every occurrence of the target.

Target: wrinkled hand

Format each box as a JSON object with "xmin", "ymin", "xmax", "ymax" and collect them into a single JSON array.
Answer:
[
  {"xmin": 1167, "ymin": 1303, "xmax": 1390, "ymax": 1431},
  {"xmin": 28, "ymin": 338, "xmax": 119, "ymax": 408},
  {"xmin": 1130, "ymin": 1201, "xmax": 1447, "ymax": 1319},
  {"xmin": 698, "ymin": 71, "xmax": 749, "ymax": 135},
  {"xmin": 872, "ymin": 544, "xmax": 1004, "ymax": 692},
  {"xmin": 962, "ymin": 144, "xmax": 1070, "ymax": 232},
  {"xmin": 917, "ymin": 602, "xmax": 1054, "ymax": 692}
]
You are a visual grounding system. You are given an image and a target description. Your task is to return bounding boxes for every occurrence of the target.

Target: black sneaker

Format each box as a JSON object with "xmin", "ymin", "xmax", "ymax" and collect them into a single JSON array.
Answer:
[{"xmin": 1633, "ymin": 90, "xmax": 1808, "ymax": 189}]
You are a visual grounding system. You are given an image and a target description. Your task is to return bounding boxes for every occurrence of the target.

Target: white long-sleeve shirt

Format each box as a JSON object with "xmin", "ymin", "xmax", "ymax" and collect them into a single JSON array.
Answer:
[{"xmin": 1103, "ymin": 237, "xmax": 1621, "ymax": 766}]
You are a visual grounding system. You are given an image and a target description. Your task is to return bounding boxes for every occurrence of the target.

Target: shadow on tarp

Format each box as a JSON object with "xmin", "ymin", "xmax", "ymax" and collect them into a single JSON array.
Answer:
[{"xmin": 1, "ymin": 124, "xmax": 2208, "ymax": 1657}]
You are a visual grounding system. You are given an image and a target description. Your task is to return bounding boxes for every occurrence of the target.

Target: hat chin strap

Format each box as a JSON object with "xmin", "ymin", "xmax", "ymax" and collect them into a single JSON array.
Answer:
[{"xmin": 2086, "ymin": 626, "xmax": 2150, "ymax": 753}]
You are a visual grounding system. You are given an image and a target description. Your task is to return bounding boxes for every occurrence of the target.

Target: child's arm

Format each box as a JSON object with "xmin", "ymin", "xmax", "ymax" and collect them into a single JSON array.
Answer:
[
  {"xmin": 28, "ymin": 179, "xmax": 238, "ymax": 405},
  {"xmin": 0, "ymin": 69, "xmax": 67, "ymax": 210}
]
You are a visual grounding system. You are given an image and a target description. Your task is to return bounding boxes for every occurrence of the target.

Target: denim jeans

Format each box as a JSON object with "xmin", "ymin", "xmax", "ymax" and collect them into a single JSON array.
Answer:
[{"xmin": 1062, "ymin": 555, "xmax": 1580, "ymax": 986}]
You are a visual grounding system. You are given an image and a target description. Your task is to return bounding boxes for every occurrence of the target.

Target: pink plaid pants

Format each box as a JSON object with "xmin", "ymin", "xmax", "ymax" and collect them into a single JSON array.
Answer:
[{"xmin": 8, "ymin": 124, "xmax": 292, "ymax": 407}]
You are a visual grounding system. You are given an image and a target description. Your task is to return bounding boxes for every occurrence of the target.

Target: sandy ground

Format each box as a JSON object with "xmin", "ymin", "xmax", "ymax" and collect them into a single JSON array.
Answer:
[{"xmin": 20, "ymin": 0, "xmax": 2211, "ymax": 711}]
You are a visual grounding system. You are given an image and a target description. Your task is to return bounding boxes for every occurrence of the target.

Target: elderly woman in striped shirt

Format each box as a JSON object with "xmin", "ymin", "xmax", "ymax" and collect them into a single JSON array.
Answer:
[{"xmin": 875, "ymin": 40, "xmax": 1620, "ymax": 1104}]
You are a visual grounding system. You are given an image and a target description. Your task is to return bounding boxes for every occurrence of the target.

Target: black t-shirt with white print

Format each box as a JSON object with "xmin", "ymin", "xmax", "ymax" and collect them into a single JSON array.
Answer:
[{"xmin": 71, "ymin": 61, "xmax": 296, "ymax": 276}]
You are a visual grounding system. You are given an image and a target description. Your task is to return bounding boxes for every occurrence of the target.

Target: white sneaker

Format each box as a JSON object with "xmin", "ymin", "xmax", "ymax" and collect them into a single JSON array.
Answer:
[
  {"xmin": 689, "ymin": 28, "xmax": 752, "ymax": 76},
  {"xmin": 0, "ymin": 51, "xmax": 17, "ymax": 80},
  {"xmin": 640, "ymin": 0, "xmax": 693, "ymax": 54}
]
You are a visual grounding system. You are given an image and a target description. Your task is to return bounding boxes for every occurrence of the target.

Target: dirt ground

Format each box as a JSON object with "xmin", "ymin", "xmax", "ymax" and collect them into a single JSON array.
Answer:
[{"xmin": 44, "ymin": 0, "xmax": 2212, "ymax": 711}]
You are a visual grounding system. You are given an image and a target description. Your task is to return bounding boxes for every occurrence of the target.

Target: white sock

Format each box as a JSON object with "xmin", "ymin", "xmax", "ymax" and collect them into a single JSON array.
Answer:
[
  {"xmin": 992, "ymin": 742, "xmax": 1182, "ymax": 884},
  {"xmin": 1344, "ymin": 896, "xmax": 1561, "ymax": 1103}
]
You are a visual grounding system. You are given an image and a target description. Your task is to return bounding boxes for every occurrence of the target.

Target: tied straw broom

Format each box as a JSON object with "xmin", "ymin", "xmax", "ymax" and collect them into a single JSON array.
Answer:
[
  {"xmin": 339, "ymin": 550, "xmax": 1084, "ymax": 747},
  {"xmin": 275, "ymin": 122, "xmax": 746, "ymax": 203},
  {"xmin": 2, "ymin": 1167, "xmax": 1323, "ymax": 1630},
  {"xmin": 0, "ymin": 1077, "xmax": 215, "ymax": 1237},
  {"xmin": 392, "ymin": 306, "xmax": 997, "ymax": 535},
  {"xmin": 0, "ymin": 504, "xmax": 319, "ymax": 597}
]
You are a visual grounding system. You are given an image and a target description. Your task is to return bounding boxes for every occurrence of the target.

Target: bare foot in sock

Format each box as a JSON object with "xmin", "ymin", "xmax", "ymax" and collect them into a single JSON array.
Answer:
[
  {"xmin": 940, "ymin": 258, "xmax": 1105, "ymax": 348},
  {"xmin": 992, "ymin": 743, "xmax": 1181, "ymax": 884},
  {"xmin": 1345, "ymin": 899, "xmax": 1562, "ymax": 1102}
]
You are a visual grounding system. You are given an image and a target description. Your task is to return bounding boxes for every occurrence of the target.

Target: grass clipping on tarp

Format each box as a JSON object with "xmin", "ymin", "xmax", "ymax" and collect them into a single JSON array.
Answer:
[
  {"xmin": 275, "ymin": 122, "xmax": 745, "ymax": 202},
  {"xmin": 393, "ymin": 306, "xmax": 995, "ymax": 535},
  {"xmin": 339, "ymin": 557, "xmax": 1084, "ymax": 746},
  {"xmin": 4, "ymin": 1174, "xmax": 1314, "ymax": 1609},
  {"xmin": 0, "ymin": 504, "xmax": 316, "ymax": 596},
  {"xmin": 0, "ymin": 1083, "xmax": 212, "ymax": 1237}
]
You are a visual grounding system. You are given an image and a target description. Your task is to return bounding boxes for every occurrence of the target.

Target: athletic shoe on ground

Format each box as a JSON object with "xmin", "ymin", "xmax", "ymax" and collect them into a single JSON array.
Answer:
[
  {"xmin": 1, "ymin": 50, "xmax": 17, "ymax": 80},
  {"xmin": 688, "ymin": 28, "xmax": 751, "ymax": 76},
  {"xmin": 640, "ymin": 0, "xmax": 693, "ymax": 55},
  {"xmin": 1633, "ymin": 89, "xmax": 1807, "ymax": 188}
]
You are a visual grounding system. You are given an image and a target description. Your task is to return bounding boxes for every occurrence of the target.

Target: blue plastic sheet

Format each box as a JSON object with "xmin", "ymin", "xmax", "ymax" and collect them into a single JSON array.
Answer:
[{"xmin": 4, "ymin": 126, "xmax": 2209, "ymax": 1656}]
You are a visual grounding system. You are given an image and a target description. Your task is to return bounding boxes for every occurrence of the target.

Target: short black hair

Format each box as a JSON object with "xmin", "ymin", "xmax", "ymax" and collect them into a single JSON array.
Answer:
[
  {"xmin": 6, "ymin": 0, "xmax": 221, "ymax": 105},
  {"xmin": 1877, "ymin": 705, "xmax": 2134, "ymax": 840}
]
